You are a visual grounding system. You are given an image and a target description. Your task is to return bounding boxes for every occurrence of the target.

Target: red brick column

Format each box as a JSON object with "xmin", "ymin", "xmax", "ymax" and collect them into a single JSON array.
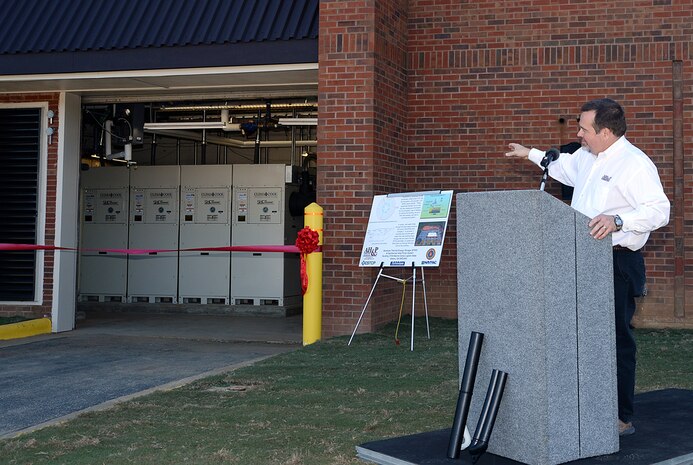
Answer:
[{"xmin": 318, "ymin": 0, "xmax": 410, "ymax": 336}]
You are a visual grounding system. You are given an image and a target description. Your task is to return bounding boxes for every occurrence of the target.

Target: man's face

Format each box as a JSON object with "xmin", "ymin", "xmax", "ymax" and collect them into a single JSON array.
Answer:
[{"xmin": 577, "ymin": 110, "xmax": 607, "ymax": 154}]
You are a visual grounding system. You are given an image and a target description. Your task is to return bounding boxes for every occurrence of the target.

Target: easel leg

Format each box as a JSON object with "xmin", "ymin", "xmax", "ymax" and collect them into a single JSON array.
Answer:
[
  {"xmin": 348, "ymin": 264, "xmax": 384, "ymax": 346},
  {"xmin": 410, "ymin": 264, "xmax": 416, "ymax": 351},
  {"xmin": 421, "ymin": 267, "xmax": 430, "ymax": 339}
]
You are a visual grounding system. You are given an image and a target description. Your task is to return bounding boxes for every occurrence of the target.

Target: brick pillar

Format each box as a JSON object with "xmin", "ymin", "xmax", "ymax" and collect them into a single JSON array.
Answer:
[{"xmin": 318, "ymin": 0, "xmax": 409, "ymax": 336}]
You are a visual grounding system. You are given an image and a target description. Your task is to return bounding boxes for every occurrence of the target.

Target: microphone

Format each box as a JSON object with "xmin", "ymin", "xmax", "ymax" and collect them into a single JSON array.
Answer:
[{"xmin": 540, "ymin": 148, "xmax": 560, "ymax": 168}]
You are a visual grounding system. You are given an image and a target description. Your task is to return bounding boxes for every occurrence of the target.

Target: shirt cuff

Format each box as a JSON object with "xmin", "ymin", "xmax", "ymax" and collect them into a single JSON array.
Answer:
[{"xmin": 528, "ymin": 148, "xmax": 545, "ymax": 166}]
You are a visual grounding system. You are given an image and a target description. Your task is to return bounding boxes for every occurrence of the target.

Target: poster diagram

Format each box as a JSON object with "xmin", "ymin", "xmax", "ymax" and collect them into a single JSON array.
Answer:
[{"xmin": 359, "ymin": 190, "xmax": 453, "ymax": 267}]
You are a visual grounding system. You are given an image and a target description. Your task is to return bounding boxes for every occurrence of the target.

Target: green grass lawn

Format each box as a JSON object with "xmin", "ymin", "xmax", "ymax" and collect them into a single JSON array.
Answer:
[{"xmin": 1, "ymin": 318, "xmax": 691, "ymax": 465}]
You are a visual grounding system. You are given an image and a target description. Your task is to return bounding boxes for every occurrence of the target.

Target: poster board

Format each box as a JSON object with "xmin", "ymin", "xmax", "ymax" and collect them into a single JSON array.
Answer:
[{"xmin": 359, "ymin": 190, "xmax": 453, "ymax": 267}]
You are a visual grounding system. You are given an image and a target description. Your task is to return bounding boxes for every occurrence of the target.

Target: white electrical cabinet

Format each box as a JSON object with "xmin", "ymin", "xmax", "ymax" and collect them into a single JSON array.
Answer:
[
  {"xmin": 127, "ymin": 165, "xmax": 180, "ymax": 303},
  {"xmin": 78, "ymin": 166, "xmax": 130, "ymax": 302},
  {"xmin": 178, "ymin": 165, "xmax": 233, "ymax": 304},
  {"xmin": 231, "ymin": 164, "xmax": 302, "ymax": 306}
]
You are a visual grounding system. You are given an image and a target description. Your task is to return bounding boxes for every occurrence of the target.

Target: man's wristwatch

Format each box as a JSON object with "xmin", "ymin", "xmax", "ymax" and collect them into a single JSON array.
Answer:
[{"xmin": 614, "ymin": 215, "xmax": 623, "ymax": 231}]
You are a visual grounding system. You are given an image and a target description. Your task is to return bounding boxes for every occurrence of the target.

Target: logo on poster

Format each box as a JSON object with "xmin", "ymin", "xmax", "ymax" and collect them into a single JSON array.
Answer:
[
  {"xmin": 363, "ymin": 246, "xmax": 379, "ymax": 257},
  {"xmin": 425, "ymin": 248, "xmax": 436, "ymax": 260}
]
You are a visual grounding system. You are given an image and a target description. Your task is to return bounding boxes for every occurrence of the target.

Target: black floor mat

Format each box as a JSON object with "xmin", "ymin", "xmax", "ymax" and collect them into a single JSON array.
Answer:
[{"xmin": 357, "ymin": 389, "xmax": 693, "ymax": 465}]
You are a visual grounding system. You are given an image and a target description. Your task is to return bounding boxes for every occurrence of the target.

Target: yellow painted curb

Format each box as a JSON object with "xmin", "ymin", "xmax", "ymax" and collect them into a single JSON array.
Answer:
[{"xmin": 0, "ymin": 317, "xmax": 52, "ymax": 340}]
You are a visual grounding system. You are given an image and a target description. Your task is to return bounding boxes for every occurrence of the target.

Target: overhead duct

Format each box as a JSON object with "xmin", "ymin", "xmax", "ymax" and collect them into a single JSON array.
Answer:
[
  {"xmin": 159, "ymin": 102, "xmax": 317, "ymax": 112},
  {"xmin": 144, "ymin": 128, "xmax": 316, "ymax": 149},
  {"xmin": 278, "ymin": 118, "xmax": 317, "ymax": 126},
  {"xmin": 143, "ymin": 109, "xmax": 241, "ymax": 131}
]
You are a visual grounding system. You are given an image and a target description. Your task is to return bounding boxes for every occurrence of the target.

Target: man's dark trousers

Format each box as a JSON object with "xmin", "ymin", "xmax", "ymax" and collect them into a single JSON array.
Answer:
[{"xmin": 613, "ymin": 248, "xmax": 646, "ymax": 423}]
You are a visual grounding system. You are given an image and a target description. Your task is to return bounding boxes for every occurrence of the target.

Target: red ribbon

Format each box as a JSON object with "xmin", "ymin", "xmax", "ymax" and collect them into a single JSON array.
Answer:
[
  {"xmin": 294, "ymin": 227, "xmax": 321, "ymax": 295},
  {"xmin": 1, "ymin": 241, "xmax": 323, "ymax": 294},
  {"xmin": 0, "ymin": 243, "xmax": 74, "ymax": 251},
  {"xmin": 0, "ymin": 243, "xmax": 320, "ymax": 254}
]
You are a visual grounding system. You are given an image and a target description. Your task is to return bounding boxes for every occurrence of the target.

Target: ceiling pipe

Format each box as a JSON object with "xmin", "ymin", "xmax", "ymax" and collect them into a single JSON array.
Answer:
[
  {"xmin": 144, "ymin": 128, "xmax": 316, "ymax": 148},
  {"xmin": 159, "ymin": 102, "xmax": 317, "ymax": 112}
]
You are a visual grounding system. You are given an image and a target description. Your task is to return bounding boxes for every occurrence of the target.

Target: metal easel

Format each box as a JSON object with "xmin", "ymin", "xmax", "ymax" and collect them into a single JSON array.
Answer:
[{"xmin": 348, "ymin": 262, "xmax": 430, "ymax": 351}]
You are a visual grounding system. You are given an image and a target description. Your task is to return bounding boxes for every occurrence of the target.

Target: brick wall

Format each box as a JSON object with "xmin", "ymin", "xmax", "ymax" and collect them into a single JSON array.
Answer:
[
  {"xmin": 407, "ymin": 0, "xmax": 691, "ymax": 328},
  {"xmin": 0, "ymin": 93, "xmax": 60, "ymax": 318},
  {"xmin": 319, "ymin": 0, "xmax": 693, "ymax": 334}
]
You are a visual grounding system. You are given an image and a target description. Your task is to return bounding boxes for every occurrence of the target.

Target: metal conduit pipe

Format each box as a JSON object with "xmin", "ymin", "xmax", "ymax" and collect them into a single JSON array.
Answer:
[
  {"xmin": 160, "ymin": 102, "xmax": 317, "ymax": 112},
  {"xmin": 144, "ymin": 128, "xmax": 316, "ymax": 149},
  {"xmin": 150, "ymin": 133, "xmax": 157, "ymax": 165},
  {"xmin": 175, "ymin": 138, "xmax": 180, "ymax": 165},
  {"xmin": 673, "ymin": 60, "xmax": 685, "ymax": 318},
  {"xmin": 290, "ymin": 109, "xmax": 297, "ymax": 167}
]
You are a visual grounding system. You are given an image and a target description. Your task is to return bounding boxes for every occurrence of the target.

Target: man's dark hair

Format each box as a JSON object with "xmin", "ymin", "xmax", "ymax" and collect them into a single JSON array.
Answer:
[{"xmin": 580, "ymin": 98, "xmax": 627, "ymax": 137}]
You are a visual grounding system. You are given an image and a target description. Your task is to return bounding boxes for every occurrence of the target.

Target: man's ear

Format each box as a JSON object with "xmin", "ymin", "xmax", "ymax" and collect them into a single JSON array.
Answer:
[{"xmin": 600, "ymin": 127, "xmax": 614, "ymax": 140}]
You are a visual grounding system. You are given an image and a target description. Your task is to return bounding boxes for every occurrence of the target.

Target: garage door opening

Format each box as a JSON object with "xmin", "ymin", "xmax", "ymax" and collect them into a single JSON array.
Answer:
[{"xmin": 76, "ymin": 97, "xmax": 317, "ymax": 321}]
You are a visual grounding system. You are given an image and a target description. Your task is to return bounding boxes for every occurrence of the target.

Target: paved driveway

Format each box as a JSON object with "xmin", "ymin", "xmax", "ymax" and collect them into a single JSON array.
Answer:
[{"xmin": 0, "ymin": 312, "xmax": 301, "ymax": 438}]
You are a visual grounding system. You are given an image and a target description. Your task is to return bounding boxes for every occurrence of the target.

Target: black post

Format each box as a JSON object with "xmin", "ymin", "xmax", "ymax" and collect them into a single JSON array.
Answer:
[
  {"xmin": 253, "ymin": 110, "xmax": 261, "ymax": 164},
  {"xmin": 447, "ymin": 331, "xmax": 484, "ymax": 458},
  {"xmin": 467, "ymin": 369, "xmax": 509, "ymax": 464}
]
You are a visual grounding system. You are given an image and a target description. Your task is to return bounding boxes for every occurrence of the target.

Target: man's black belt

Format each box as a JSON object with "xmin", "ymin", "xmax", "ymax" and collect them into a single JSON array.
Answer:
[{"xmin": 613, "ymin": 245, "xmax": 640, "ymax": 252}]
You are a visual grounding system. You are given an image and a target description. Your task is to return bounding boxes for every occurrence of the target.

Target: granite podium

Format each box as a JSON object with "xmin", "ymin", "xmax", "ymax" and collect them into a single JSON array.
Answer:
[{"xmin": 456, "ymin": 190, "xmax": 619, "ymax": 465}]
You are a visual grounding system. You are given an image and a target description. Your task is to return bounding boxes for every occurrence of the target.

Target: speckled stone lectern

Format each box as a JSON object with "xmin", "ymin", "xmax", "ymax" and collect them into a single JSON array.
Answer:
[{"xmin": 456, "ymin": 190, "xmax": 619, "ymax": 465}]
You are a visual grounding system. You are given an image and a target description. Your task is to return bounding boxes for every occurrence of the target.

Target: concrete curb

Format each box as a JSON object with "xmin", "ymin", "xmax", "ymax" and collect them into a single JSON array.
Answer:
[{"xmin": 0, "ymin": 318, "xmax": 51, "ymax": 340}]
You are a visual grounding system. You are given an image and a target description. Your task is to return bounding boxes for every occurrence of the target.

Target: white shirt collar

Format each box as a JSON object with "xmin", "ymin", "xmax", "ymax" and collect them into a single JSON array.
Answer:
[{"xmin": 597, "ymin": 135, "xmax": 627, "ymax": 158}]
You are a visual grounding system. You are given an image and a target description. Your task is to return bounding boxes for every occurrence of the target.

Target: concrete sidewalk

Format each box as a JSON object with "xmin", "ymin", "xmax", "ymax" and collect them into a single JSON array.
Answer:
[{"xmin": 0, "ymin": 312, "xmax": 302, "ymax": 438}]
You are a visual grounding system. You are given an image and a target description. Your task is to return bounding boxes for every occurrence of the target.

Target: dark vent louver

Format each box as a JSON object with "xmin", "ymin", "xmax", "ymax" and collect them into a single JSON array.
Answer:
[{"xmin": 0, "ymin": 108, "xmax": 40, "ymax": 302}]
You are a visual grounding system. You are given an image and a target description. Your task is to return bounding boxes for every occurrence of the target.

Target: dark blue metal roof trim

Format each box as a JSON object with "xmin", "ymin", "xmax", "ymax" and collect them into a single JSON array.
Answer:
[
  {"xmin": 0, "ymin": 39, "xmax": 318, "ymax": 75},
  {"xmin": 0, "ymin": 0, "xmax": 318, "ymax": 74}
]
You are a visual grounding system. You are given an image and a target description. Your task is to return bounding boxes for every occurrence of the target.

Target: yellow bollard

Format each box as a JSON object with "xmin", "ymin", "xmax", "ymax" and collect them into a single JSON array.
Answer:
[{"xmin": 303, "ymin": 202, "xmax": 323, "ymax": 345}]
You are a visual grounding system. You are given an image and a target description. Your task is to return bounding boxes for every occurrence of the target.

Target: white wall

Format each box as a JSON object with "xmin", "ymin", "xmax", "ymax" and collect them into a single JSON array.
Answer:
[{"xmin": 52, "ymin": 93, "xmax": 81, "ymax": 332}]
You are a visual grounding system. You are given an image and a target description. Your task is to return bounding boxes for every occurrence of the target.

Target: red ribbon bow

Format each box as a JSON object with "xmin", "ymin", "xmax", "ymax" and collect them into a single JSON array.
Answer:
[{"xmin": 295, "ymin": 227, "xmax": 320, "ymax": 295}]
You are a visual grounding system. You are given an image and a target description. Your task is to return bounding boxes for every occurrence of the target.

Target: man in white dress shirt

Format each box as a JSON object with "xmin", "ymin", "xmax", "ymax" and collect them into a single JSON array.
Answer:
[{"xmin": 505, "ymin": 98, "xmax": 670, "ymax": 436}]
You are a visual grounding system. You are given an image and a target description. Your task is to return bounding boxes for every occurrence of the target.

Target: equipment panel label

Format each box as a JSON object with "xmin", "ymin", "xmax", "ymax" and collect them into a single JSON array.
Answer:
[
  {"xmin": 195, "ymin": 188, "xmax": 229, "ymax": 224},
  {"xmin": 248, "ymin": 188, "xmax": 281, "ymax": 224},
  {"xmin": 130, "ymin": 188, "xmax": 178, "ymax": 224},
  {"xmin": 83, "ymin": 188, "xmax": 127, "ymax": 224},
  {"xmin": 146, "ymin": 190, "xmax": 177, "ymax": 224}
]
